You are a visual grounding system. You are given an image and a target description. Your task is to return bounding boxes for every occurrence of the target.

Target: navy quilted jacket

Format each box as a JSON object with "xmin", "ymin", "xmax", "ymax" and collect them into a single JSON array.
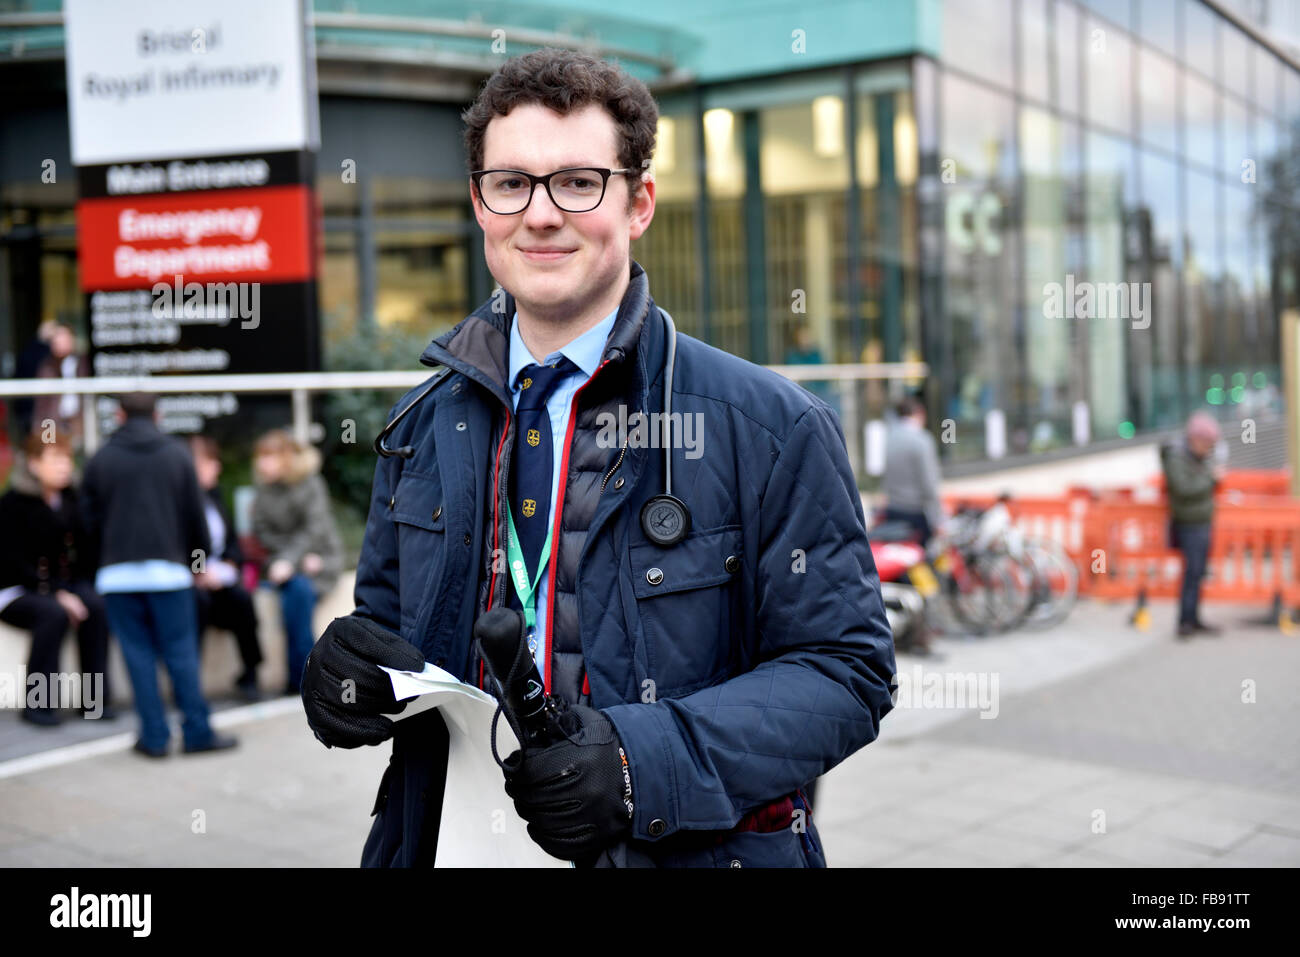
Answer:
[{"xmin": 352, "ymin": 261, "xmax": 896, "ymax": 867}]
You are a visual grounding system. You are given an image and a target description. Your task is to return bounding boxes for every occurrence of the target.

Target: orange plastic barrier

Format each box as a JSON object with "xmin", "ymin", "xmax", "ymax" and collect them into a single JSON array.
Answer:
[
  {"xmin": 1147, "ymin": 468, "xmax": 1291, "ymax": 499},
  {"xmin": 941, "ymin": 480, "xmax": 1300, "ymax": 609},
  {"xmin": 1083, "ymin": 499, "xmax": 1300, "ymax": 608}
]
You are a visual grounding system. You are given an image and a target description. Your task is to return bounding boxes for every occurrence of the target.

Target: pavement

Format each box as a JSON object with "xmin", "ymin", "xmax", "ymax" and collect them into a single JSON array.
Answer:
[
  {"xmin": 818, "ymin": 599, "xmax": 1300, "ymax": 867},
  {"xmin": 0, "ymin": 596, "xmax": 1296, "ymax": 867}
]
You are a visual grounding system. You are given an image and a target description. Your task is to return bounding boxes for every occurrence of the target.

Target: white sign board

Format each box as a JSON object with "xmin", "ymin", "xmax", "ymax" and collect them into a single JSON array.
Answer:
[{"xmin": 64, "ymin": 0, "xmax": 319, "ymax": 165}]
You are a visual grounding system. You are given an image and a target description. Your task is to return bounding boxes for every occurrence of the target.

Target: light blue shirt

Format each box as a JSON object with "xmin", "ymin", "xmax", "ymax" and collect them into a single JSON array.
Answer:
[
  {"xmin": 507, "ymin": 307, "xmax": 618, "ymax": 678},
  {"xmin": 95, "ymin": 560, "xmax": 193, "ymax": 594}
]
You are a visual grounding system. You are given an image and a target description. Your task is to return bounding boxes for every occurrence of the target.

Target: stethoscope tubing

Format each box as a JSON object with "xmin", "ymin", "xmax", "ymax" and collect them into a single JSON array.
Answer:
[{"xmin": 375, "ymin": 309, "xmax": 687, "ymax": 541}]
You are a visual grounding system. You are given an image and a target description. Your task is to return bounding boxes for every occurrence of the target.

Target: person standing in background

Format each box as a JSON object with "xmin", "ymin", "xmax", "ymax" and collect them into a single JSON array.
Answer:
[
  {"xmin": 1161, "ymin": 411, "xmax": 1224, "ymax": 639},
  {"xmin": 32, "ymin": 323, "xmax": 90, "ymax": 443},
  {"xmin": 882, "ymin": 394, "xmax": 944, "ymax": 545},
  {"xmin": 12, "ymin": 319, "xmax": 57, "ymax": 436},
  {"xmin": 0, "ymin": 433, "xmax": 113, "ymax": 726},
  {"xmin": 250, "ymin": 430, "xmax": 343, "ymax": 695},
  {"xmin": 190, "ymin": 435, "xmax": 264, "ymax": 702},
  {"xmin": 80, "ymin": 392, "xmax": 237, "ymax": 758}
]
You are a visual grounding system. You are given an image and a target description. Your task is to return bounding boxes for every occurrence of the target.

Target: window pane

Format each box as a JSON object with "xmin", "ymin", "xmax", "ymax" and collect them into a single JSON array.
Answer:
[
  {"xmin": 1287, "ymin": 67, "xmax": 1300, "ymax": 140},
  {"xmin": 1183, "ymin": 167, "xmax": 1221, "ymax": 401},
  {"xmin": 1056, "ymin": 0, "xmax": 1082, "ymax": 116},
  {"xmin": 1140, "ymin": 149, "xmax": 1184, "ymax": 424},
  {"xmin": 1222, "ymin": 96, "xmax": 1251, "ymax": 182},
  {"xmin": 1255, "ymin": 46, "xmax": 1281, "ymax": 116},
  {"xmin": 939, "ymin": 73, "xmax": 1018, "ymax": 459},
  {"xmin": 374, "ymin": 223, "xmax": 468, "ymax": 334},
  {"xmin": 1020, "ymin": 0, "xmax": 1051, "ymax": 104},
  {"xmin": 1137, "ymin": 0, "xmax": 1178, "ymax": 58},
  {"xmin": 1139, "ymin": 47, "xmax": 1179, "ymax": 153},
  {"xmin": 1221, "ymin": 23, "xmax": 1252, "ymax": 99},
  {"xmin": 1182, "ymin": 69, "xmax": 1218, "ymax": 170},
  {"xmin": 855, "ymin": 88, "xmax": 921, "ymax": 371},
  {"xmin": 1182, "ymin": 0, "xmax": 1217, "ymax": 81},
  {"xmin": 702, "ymin": 106, "xmax": 747, "ymax": 359},
  {"xmin": 1255, "ymin": 110, "xmax": 1280, "ymax": 177},
  {"xmin": 1085, "ymin": 15, "xmax": 1132, "ymax": 135},
  {"xmin": 1221, "ymin": 183, "xmax": 1256, "ymax": 372},
  {"xmin": 1081, "ymin": 0, "xmax": 1130, "ymax": 29},
  {"xmin": 940, "ymin": 0, "xmax": 1013, "ymax": 90},
  {"xmin": 1020, "ymin": 106, "xmax": 1073, "ymax": 450},
  {"xmin": 760, "ymin": 93, "xmax": 850, "ymax": 367},
  {"xmin": 320, "ymin": 230, "xmax": 358, "ymax": 348},
  {"xmin": 1084, "ymin": 129, "xmax": 1137, "ymax": 437},
  {"xmin": 633, "ymin": 104, "xmax": 701, "ymax": 340}
]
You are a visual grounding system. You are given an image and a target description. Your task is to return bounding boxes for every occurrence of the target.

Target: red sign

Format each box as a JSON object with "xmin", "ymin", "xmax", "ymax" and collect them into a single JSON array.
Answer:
[{"xmin": 77, "ymin": 184, "xmax": 315, "ymax": 291}]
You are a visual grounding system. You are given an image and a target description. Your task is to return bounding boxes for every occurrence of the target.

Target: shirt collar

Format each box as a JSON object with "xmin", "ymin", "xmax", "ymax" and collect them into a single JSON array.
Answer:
[{"xmin": 507, "ymin": 307, "xmax": 618, "ymax": 391}]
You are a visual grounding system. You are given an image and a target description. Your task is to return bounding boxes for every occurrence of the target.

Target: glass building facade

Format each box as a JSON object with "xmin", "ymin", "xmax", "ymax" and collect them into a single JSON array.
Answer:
[
  {"xmin": 2, "ymin": 0, "xmax": 1299, "ymax": 471},
  {"xmin": 638, "ymin": 0, "xmax": 1300, "ymax": 463}
]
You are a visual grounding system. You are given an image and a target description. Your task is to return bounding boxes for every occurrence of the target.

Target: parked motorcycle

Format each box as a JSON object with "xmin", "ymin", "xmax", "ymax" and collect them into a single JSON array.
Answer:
[{"xmin": 869, "ymin": 521, "xmax": 940, "ymax": 656}]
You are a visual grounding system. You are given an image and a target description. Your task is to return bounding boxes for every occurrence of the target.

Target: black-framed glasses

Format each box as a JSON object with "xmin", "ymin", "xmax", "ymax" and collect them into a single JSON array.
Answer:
[{"xmin": 470, "ymin": 167, "xmax": 637, "ymax": 214}]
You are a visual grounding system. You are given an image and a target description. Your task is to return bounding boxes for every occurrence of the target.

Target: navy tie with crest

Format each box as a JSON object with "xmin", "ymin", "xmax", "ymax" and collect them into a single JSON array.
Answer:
[{"xmin": 508, "ymin": 356, "xmax": 579, "ymax": 580}]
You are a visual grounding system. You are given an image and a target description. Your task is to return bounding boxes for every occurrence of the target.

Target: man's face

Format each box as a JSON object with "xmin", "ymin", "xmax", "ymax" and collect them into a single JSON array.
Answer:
[
  {"xmin": 471, "ymin": 103, "xmax": 654, "ymax": 323},
  {"xmin": 1188, "ymin": 433, "xmax": 1215, "ymax": 458}
]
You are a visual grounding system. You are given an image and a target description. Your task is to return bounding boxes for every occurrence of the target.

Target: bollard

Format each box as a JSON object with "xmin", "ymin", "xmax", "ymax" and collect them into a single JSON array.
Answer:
[{"xmin": 1129, "ymin": 586, "xmax": 1151, "ymax": 631}]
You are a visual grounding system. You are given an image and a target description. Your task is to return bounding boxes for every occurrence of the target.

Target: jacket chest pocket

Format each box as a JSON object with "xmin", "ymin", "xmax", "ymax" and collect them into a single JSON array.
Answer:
[
  {"xmin": 628, "ymin": 525, "xmax": 743, "ymax": 698},
  {"xmin": 388, "ymin": 470, "xmax": 447, "ymax": 626}
]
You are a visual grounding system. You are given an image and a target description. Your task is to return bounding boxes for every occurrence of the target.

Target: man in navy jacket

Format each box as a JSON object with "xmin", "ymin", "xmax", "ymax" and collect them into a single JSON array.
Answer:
[{"xmin": 301, "ymin": 48, "xmax": 896, "ymax": 867}]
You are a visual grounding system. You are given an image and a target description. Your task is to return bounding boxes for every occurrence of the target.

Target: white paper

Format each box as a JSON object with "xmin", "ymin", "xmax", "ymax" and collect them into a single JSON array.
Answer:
[{"xmin": 380, "ymin": 663, "xmax": 569, "ymax": 868}]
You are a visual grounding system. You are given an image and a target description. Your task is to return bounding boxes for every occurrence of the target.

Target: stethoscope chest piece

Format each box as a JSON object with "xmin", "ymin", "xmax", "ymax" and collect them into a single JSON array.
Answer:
[{"xmin": 640, "ymin": 494, "xmax": 691, "ymax": 547}]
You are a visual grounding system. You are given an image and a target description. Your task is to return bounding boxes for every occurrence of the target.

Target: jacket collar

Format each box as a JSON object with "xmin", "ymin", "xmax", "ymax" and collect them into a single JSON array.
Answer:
[{"xmin": 420, "ymin": 260, "xmax": 662, "ymax": 411}]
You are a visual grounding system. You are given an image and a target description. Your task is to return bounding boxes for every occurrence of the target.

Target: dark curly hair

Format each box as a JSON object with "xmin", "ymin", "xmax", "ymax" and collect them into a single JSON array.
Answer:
[{"xmin": 462, "ymin": 48, "xmax": 658, "ymax": 207}]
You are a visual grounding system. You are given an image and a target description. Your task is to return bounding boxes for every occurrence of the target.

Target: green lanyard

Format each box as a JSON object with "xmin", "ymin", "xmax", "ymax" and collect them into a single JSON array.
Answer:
[{"xmin": 504, "ymin": 499, "xmax": 553, "ymax": 633}]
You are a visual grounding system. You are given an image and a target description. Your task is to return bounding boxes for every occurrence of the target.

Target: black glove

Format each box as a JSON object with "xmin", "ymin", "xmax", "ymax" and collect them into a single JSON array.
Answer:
[
  {"xmin": 502, "ymin": 704, "xmax": 634, "ymax": 861},
  {"xmin": 302, "ymin": 615, "xmax": 427, "ymax": 749}
]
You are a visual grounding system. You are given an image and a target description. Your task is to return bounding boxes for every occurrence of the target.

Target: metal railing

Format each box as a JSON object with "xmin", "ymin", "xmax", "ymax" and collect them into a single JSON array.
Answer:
[{"xmin": 0, "ymin": 361, "xmax": 928, "ymax": 477}]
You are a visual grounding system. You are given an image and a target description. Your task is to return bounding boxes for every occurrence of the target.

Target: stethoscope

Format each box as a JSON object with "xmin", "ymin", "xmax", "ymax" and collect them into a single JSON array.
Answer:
[{"xmin": 374, "ymin": 309, "xmax": 691, "ymax": 547}]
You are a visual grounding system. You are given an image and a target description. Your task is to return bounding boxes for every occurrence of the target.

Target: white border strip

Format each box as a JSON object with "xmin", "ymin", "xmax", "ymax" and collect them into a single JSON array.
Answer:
[{"xmin": 0, "ymin": 696, "xmax": 302, "ymax": 780}]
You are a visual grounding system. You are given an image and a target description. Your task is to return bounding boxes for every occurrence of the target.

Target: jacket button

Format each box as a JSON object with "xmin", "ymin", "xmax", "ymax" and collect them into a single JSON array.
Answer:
[
  {"xmin": 451, "ymin": 382, "xmax": 462, "ymax": 394},
  {"xmin": 645, "ymin": 567, "xmax": 663, "ymax": 586},
  {"xmin": 725, "ymin": 555, "xmax": 740, "ymax": 573},
  {"xmin": 389, "ymin": 495, "xmax": 395, "ymax": 509},
  {"xmin": 464, "ymin": 533, "xmax": 472, "ymax": 545},
  {"xmin": 730, "ymin": 859, "xmax": 743, "ymax": 868},
  {"xmin": 648, "ymin": 819, "xmax": 667, "ymax": 837},
  {"xmin": 431, "ymin": 506, "xmax": 442, "ymax": 521},
  {"xmin": 456, "ymin": 421, "xmax": 467, "ymax": 431},
  {"xmin": 614, "ymin": 476, "xmax": 624, "ymax": 489}
]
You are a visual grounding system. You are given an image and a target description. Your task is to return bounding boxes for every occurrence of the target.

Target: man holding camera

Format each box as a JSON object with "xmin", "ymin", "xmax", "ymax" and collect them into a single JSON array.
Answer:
[{"xmin": 301, "ymin": 48, "xmax": 896, "ymax": 867}]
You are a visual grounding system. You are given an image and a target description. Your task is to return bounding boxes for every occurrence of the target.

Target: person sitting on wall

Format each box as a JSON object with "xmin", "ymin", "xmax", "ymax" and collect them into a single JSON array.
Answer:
[
  {"xmin": 250, "ymin": 430, "xmax": 344, "ymax": 695},
  {"xmin": 0, "ymin": 433, "xmax": 114, "ymax": 726},
  {"xmin": 190, "ymin": 435, "xmax": 264, "ymax": 702}
]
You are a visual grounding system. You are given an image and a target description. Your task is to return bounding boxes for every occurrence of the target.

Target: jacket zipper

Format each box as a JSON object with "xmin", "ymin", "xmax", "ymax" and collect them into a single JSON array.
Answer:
[{"xmin": 600, "ymin": 444, "xmax": 627, "ymax": 492}]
